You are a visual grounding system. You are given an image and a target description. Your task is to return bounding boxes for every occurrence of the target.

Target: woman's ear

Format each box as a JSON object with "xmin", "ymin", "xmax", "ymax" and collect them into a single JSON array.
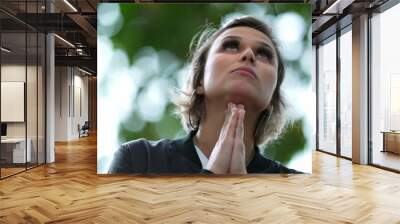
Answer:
[
  {"xmin": 196, "ymin": 80, "xmax": 205, "ymax": 95},
  {"xmin": 266, "ymin": 104, "xmax": 274, "ymax": 121}
]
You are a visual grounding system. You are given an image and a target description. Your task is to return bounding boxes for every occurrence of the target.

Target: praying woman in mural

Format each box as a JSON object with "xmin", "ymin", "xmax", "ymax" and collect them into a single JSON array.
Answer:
[{"xmin": 109, "ymin": 16, "xmax": 301, "ymax": 174}]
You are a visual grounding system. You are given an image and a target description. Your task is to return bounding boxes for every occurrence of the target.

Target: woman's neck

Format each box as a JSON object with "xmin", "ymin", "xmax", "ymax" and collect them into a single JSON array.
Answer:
[{"xmin": 193, "ymin": 101, "xmax": 258, "ymax": 166}]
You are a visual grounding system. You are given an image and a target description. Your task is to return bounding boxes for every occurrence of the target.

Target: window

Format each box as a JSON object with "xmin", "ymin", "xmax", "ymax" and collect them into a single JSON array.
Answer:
[
  {"xmin": 318, "ymin": 37, "xmax": 337, "ymax": 154},
  {"xmin": 339, "ymin": 28, "xmax": 352, "ymax": 158},
  {"xmin": 371, "ymin": 3, "xmax": 400, "ymax": 171}
]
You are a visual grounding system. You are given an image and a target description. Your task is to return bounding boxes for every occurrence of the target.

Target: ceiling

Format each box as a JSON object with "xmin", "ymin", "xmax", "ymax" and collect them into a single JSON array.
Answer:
[
  {"xmin": 311, "ymin": 0, "xmax": 391, "ymax": 44},
  {"xmin": 1, "ymin": 0, "xmax": 396, "ymax": 75},
  {"xmin": 0, "ymin": 0, "xmax": 99, "ymax": 75}
]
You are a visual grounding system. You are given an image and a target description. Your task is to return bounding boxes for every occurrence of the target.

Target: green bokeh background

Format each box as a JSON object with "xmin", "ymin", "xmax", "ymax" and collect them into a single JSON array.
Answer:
[{"xmin": 99, "ymin": 3, "xmax": 312, "ymax": 169}]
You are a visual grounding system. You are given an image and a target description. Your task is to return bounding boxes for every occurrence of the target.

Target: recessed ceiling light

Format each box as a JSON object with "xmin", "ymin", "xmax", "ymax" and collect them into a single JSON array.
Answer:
[
  {"xmin": 322, "ymin": 0, "xmax": 353, "ymax": 15},
  {"xmin": 63, "ymin": 0, "xmax": 78, "ymax": 12},
  {"xmin": 78, "ymin": 67, "xmax": 92, "ymax": 76},
  {"xmin": 54, "ymin": 34, "xmax": 75, "ymax": 48},
  {"xmin": 1, "ymin": 47, "xmax": 11, "ymax": 53}
]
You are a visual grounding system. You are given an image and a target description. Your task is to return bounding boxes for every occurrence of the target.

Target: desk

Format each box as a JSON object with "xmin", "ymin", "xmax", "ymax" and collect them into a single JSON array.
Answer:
[
  {"xmin": 1, "ymin": 138, "xmax": 31, "ymax": 163},
  {"xmin": 381, "ymin": 131, "xmax": 400, "ymax": 154}
]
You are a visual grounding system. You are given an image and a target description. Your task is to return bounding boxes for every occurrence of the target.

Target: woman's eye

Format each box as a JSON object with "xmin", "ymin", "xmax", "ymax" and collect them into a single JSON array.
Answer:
[
  {"xmin": 256, "ymin": 48, "xmax": 273, "ymax": 60},
  {"xmin": 222, "ymin": 40, "xmax": 239, "ymax": 52}
]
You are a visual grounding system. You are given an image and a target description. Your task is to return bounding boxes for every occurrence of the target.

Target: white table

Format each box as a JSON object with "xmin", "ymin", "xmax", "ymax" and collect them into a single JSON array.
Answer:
[{"xmin": 1, "ymin": 138, "xmax": 31, "ymax": 163}]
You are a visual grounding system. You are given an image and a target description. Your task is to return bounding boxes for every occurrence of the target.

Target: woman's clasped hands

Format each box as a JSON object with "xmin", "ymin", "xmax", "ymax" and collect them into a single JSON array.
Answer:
[{"xmin": 206, "ymin": 103, "xmax": 248, "ymax": 174}]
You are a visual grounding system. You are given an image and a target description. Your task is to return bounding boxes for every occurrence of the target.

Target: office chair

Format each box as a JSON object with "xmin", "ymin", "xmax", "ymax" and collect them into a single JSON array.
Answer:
[{"xmin": 79, "ymin": 121, "xmax": 90, "ymax": 138}]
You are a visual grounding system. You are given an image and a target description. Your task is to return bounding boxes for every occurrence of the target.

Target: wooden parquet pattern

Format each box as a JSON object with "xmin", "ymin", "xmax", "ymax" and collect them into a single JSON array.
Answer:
[{"xmin": 1, "ymin": 134, "xmax": 400, "ymax": 223}]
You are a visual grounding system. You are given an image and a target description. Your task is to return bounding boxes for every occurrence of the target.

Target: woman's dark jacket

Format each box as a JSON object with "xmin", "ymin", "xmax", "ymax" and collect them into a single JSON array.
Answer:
[{"xmin": 108, "ymin": 131, "xmax": 301, "ymax": 174}]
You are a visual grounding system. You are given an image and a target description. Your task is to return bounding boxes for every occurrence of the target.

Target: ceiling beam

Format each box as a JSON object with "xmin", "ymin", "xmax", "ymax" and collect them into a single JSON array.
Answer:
[
  {"xmin": 322, "ymin": 0, "xmax": 356, "ymax": 14},
  {"xmin": 67, "ymin": 13, "xmax": 97, "ymax": 46},
  {"xmin": 55, "ymin": 55, "xmax": 96, "ymax": 72}
]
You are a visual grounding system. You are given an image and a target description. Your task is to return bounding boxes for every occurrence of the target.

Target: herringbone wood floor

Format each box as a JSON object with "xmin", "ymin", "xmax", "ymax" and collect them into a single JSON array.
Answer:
[{"xmin": 1, "ymin": 134, "xmax": 400, "ymax": 223}]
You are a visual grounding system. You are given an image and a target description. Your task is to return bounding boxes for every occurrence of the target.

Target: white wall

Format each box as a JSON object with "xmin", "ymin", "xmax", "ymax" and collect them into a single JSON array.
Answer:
[
  {"xmin": 1, "ymin": 65, "xmax": 38, "ymax": 137},
  {"xmin": 55, "ymin": 66, "xmax": 69, "ymax": 141},
  {"xmin": 72, "ymin": 72, "xmax": 89, "ymax": 138},
  {"xmin": 54, "ymin": 67, "xmax": 89, "ymax": 141}
]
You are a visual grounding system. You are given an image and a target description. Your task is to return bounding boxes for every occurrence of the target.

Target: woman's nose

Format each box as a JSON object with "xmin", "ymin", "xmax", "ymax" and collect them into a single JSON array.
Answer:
[{"xmin": 240, "ymin": 47, "xmax": 255, "ymax": 64}]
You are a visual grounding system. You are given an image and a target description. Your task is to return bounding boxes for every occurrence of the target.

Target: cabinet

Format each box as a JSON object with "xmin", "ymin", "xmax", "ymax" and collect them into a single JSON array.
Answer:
[{"xmin": 382, "ymin": 131, "xmax": 400, "ymax": 154}]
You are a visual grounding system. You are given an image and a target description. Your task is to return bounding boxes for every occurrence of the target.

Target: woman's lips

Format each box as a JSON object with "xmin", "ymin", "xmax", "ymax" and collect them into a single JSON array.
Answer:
[{"xmin": 231, "ymin": 67, "xmax": 256, "ymax": 80}]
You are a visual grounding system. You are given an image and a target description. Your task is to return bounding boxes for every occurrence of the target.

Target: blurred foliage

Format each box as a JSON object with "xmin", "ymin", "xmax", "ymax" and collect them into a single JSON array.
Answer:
[
  {"xmin": 113, "ymin": 4, "xmax": 239, "ymax": 62},
  {"xmin": 264, "ymin": 119, "xmax": 307, "ymax": 164},
  {"xmin": 119, "ymin": 103, "xmax": 184, "ymax": 142},
  {"xmin": 103, "ymin": 3, "xmax": 311, "ymax": 165}
]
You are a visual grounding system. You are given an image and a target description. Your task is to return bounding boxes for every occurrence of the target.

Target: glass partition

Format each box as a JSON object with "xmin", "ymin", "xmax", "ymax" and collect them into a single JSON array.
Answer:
[
  {"xmin": 0, "ymin": 1, "xmax": 46, "ymax": 179},
  {"xmin": 1, "ymin": 30, "xmax": 28, "ymax": 177},
  {"xmin": 339, "ymin": 28, "xmax": 352, "ymax": 158},
  {"xmin": 317, "ymin": 36, "xmax": 337, "ymax": 155}
]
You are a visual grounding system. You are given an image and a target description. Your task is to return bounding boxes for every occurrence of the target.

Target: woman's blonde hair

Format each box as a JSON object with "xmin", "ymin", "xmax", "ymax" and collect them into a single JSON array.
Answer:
[{"xmin": 173, "ymin": 16, "xmax": 286, "ymax": 146}]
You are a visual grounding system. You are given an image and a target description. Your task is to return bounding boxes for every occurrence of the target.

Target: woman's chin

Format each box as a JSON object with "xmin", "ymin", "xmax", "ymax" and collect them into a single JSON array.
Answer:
[
  {"xmin": 208, "ymin": 81, "xmax": 262, "ymax": 107},
  {"xmin": 226, "ymin": 89, "xmax": 257, "ymax": 106}
]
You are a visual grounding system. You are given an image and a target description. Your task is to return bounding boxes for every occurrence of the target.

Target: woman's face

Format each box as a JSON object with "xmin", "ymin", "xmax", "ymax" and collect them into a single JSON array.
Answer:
[{"xmin": 202, "ymin": 26, "xmax": 278, "ymax": 112}]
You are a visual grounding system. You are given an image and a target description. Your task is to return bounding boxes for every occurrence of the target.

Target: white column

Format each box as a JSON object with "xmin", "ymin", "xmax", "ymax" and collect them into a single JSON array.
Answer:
[
  {"xmin": 45, "ymin": 1, "xmax": 55, "ymax": 163},
  {"xmin": 46, "ymin": 33, "xmax": 55, "ymax": 163},
  {"xmin": 352, "ymin": 14, "xmax": 369, "ymax": 164}
]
